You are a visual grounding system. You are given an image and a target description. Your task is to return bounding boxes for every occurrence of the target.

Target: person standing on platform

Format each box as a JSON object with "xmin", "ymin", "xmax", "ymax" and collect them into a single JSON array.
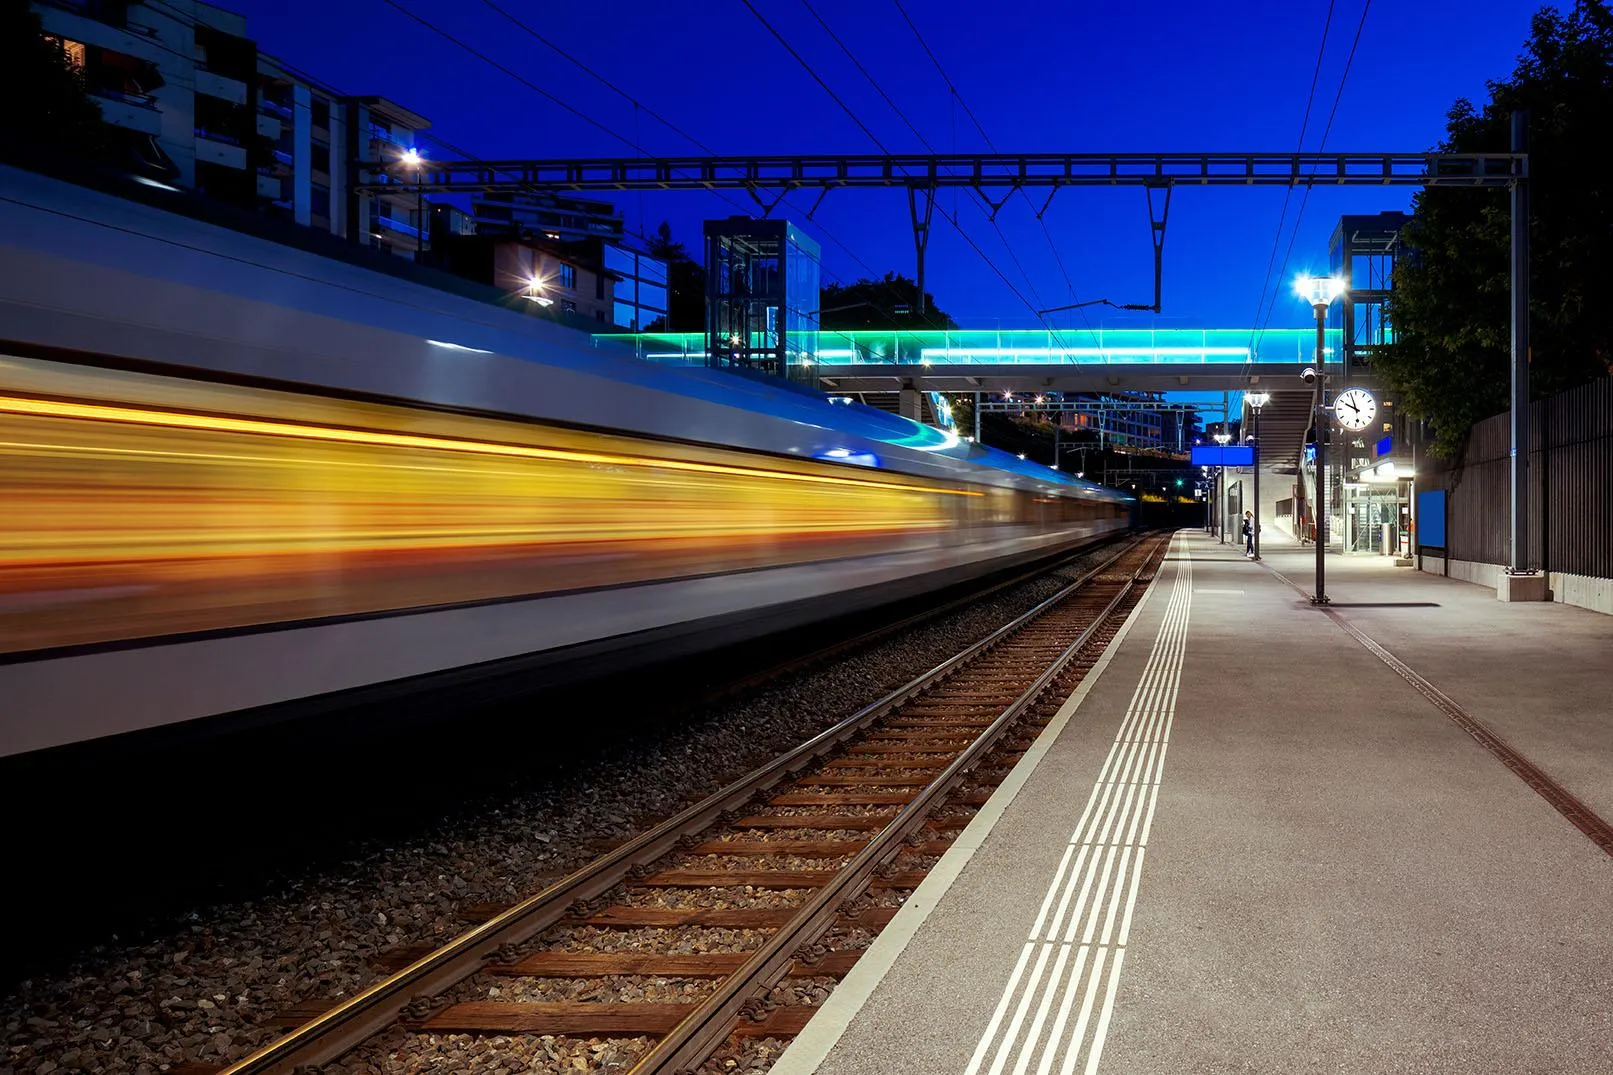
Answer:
[{"xmin": 1242, "ymin": 510, "xmax": 1255, "ymax": 558}]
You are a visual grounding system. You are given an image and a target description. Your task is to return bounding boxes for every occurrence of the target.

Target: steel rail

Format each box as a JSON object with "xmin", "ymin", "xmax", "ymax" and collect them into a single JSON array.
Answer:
[
  {"xmin": 690, "ymin": 531, "xmax": 1129, "ymax": 707},
  {"xmin": 220, "ymin": 534, "xmax": 1154, "ymax": 1074},
  {"xmin": 628, "ymin": 536, "xmax": 1162, "ymax": 1073}
]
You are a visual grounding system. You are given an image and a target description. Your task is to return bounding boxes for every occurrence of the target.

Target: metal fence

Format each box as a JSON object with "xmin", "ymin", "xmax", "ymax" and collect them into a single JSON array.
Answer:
[{"xmin": 1429, "ymin": 376, "xmax": 1613, "ymax": 578}]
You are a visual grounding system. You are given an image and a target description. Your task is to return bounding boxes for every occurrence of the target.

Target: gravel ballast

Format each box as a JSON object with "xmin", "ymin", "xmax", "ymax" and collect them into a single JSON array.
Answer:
[{"xmin": 1, "ymin": 551, "xmax": 1105, "ymax": 1074}]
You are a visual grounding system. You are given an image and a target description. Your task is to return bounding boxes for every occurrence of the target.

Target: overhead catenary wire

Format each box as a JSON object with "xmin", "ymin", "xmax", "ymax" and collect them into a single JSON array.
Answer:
[
  {"xmin": 888, "ymin": 0, "xmax": 1097, "ymax": 346},
  {"xmin": 1245, "ymin": 0, "xmax": 1338, "ymax": 370},
  {"xmin": 378, "ymin": 0, "xmax": 887, "ymax": 286},
  {"xmin": 740, "ymin": 0, "xmax": 1065, "ymax": 341},
  {"xmin": 475, "ymin": 0, "xmax": 719, "ymax": 156},
  {"xmin": 1251, "ymin": 0, "xmax": 1374, "ymax": 361}
]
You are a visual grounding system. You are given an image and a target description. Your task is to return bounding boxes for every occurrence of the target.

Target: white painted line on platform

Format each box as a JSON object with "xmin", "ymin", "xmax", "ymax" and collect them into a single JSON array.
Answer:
[
  {"xmin": 1194, "ymin": 587, "xmax": 1243, "ymax": 594},
  {"xmin": 769, "ymin": 546, "xmax": 1168, "ymax": 1075},
  {"xmin": 967, "ymin": 534, "xmax": 1192, "ymax": 1075}
]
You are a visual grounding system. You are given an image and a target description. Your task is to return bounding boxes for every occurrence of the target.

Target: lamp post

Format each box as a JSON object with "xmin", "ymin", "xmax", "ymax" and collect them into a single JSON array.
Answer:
[
  {"xmin": 1245, "ymin": 391, "xmax": 1270, "ymax": 559},
  {"xmin": 1296, "ymin": 275, "xmax": 1345, "ymax": 603},
  {"xmin": 401, "ymin": 147, "xmax": 425, "ymax": 262},
  {"xmin": 1213, "ymin": 430, "xmax": 1231, "ymax": 543}
]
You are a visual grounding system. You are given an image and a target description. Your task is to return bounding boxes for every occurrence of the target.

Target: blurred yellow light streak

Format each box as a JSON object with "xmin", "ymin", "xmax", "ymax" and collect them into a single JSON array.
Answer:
[{"xmin": 0, "ymin": 396, "xmax": 981, "ymax": 498}]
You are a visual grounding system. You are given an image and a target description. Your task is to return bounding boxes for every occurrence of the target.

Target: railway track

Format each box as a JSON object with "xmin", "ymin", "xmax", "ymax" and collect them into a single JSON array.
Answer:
[{"xmin": 225, "ymin": 533, "xmax": 1170, "ymax": 1075}]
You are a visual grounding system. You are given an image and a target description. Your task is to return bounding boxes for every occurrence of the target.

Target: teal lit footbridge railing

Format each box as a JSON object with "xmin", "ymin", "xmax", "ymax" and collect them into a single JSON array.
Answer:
[{"xmin": 594, "ymin": 328, "xmax": 1338, "ymax": 369}]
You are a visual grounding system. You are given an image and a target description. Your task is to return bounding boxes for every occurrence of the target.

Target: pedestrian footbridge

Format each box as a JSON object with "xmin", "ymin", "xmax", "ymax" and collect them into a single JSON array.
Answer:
[{"xmin": 599, "ymin": 327, "xmax": 1333, "ymax": 393}]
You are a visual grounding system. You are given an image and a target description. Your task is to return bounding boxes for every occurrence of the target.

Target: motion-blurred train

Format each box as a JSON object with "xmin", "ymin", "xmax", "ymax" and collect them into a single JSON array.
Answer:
[{"xmin": 0, "ymin": 165, "xmax": 1130, "ymax": 760}]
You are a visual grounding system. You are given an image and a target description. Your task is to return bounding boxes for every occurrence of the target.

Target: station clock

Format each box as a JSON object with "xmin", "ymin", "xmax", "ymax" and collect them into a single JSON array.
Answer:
[{"xmin": 1333, "ymin": 387, "xmax": 1378, "ymax": 431}]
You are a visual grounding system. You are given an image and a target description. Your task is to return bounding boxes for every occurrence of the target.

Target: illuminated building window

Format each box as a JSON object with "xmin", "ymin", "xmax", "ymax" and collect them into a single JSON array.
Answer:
[
  {"xmin": 45, "ymin": 35, "xmax": 87, "ymax": 70},
  {"xmin": 557, "ymin": 263, "xmax": 577, "ymax": 290}
]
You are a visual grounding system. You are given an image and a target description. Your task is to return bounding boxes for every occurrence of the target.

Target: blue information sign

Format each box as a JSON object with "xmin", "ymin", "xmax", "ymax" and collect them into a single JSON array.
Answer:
[{"xmin": 1190, "ymin": 444, "xmax": 1255, "ymax": 467}]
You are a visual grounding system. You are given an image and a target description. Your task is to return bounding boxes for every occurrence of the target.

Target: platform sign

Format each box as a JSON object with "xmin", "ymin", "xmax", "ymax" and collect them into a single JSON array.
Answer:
[
  {"xmin": 1190, "ymin": 444, "xmax": 1255, "ymax": 467},
  {"xmin": 1416, "ymin": 489, "xmax": 1446, "ymax": 548}
]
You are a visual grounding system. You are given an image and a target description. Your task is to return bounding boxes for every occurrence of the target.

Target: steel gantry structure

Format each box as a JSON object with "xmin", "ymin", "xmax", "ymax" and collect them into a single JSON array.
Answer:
[{"xmin": 358, "ymin": 144, "xmax": 1535, "ymax": 585}]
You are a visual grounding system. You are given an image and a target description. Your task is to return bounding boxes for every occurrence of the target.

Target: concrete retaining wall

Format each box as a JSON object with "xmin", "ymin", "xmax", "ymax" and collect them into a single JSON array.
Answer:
[{"xmin": 1419, "ymin": 556, "xmax": 1613, "ymax": 616}]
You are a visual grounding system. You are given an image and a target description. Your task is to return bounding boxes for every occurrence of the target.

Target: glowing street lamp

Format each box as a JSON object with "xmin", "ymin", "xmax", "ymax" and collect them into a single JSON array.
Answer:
[
  {"xmin": 523, "ymin": 275, "xmax": 554, "ymax": 307},
  {"xmin": 1246, "ymin": 391, "xmax": 1271, "ymax": 560},
  {"xmin": 1212, "ymin": 431, "xmax": 1231, "ymax": 542},
  {"xmin": 399, "ymin": 148, "xmax": 426, "ymax": 263},
  {"xmin": 1295, "ymin": 274, "xmax": 1345, "ymax": 603}
]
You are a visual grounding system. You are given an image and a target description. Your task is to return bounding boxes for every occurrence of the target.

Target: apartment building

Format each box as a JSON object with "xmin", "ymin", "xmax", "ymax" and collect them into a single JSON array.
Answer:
[
  {"xmin": 472, "ymin": 190, "xmax": 625, "ymax": 244},
  {"xmin": 472, "ymin": 191, "xmax": 668, "ymax": 329},
  {"xmin": 431, "ymin": 234, "xmax": 617, "ymax": 325},
  {"xmin": 34, "ymin": 0, "xmax": 434, "ymax": 257}
]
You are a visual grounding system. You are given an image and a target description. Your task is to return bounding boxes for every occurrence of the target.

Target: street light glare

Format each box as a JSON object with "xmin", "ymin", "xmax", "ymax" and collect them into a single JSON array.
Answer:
[
  {"xmin": 1294, "ymin": 274, "xmax": 1345, "ymax": 307},
  {"xmin": 1245, "ymin": 391, "xmax": 1272, "ymax": 408}
]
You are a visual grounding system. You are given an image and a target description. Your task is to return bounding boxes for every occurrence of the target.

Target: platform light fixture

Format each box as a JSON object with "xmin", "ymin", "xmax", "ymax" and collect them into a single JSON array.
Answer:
[
  {"xmin": 1246, "ymin": 391, "xmax": 1271, "ymax": 559},
  {"xmin": 1211, "ymin": 431, "xmax": 1231, "ymax": 543},
  {"xmin": 1296, "ymin": 274, "xmax": 1346, "ymax": 603}
]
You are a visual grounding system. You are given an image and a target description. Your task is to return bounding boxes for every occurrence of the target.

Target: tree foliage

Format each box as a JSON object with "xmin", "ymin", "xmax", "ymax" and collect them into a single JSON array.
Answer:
[
  {"xmin": 1, "ymin": 0, "xmax": 109, "ymax": 159},
  {"xmin": 643, "ymin": 221, "xmax": 706, "ymax": 332},
  {"xmin": 821, "ymin": 272, "xmax": 957, "ymax": 330},
  {"xmin": 1379, "ymin": 0, "xmax": 1613, "ymax": 456}
]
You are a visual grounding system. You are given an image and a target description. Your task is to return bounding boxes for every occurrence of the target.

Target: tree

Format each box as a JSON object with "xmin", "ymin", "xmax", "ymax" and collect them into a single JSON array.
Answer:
[
  {"xmin": 1380, "ymin": 0, "xmax": 1613, "ymax": 456},
  {"xmin": 820, "ymin": 272, "xmax": 957, "ymax": 330},
  {"xmin": 1, "ymin": 0, "xmax": 110, "ymax": 160},
  {"xmin": 644, "ymin": 221, "xmax": 706, "ymax": 332}
]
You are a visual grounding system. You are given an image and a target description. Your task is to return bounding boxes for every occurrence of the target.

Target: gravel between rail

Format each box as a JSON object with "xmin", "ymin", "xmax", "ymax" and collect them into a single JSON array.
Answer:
[{"xmin": 1, "ymin": 549, "xmax": 1109, "ymax": 1075}]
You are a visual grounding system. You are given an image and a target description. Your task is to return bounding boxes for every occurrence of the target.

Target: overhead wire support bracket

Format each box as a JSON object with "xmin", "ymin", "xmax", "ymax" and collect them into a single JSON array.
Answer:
[
  {"xmin": 908, "ymin": 185, "xmax": 937, "ymax": 318},
  {"xmin": 1144, "ymin": 182, "xmax": 1172, "ymax": 314},
  {"xmin": 974, "ymin": 181, "xmax": 1020, "ymax": 220},
  {"xmin": 745, "ymin": 184, "xmax": 790, "ymax": 218}
]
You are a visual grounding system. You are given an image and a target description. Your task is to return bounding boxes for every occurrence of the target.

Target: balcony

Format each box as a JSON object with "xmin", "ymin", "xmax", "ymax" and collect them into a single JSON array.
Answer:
[
  {"xmin": 256, "ymin": 112, "xmax": 281, "ymax": 140},
  {"xmin": 93, "ymin": 87, "xmax": 162, "ymax": 136},
  {"xmin": 36, "ymin": 4, "xmax": 167, "ymax": 65},
  {"xmin": 259, "ymin": 98, "xmax": 294, "ymax": 120},
  {"xmin": 375, "ymin": 215, "xmax": 420, "ymax": 239},
  {"xmin": 194, "ymin": 69, "xmax": 247, "ymax": 106},
  {"xmin": 194, "ymin": 129, "xmax": 247, "ymax": 169},
  {"xmin": 256, "ymin": 172, "xmax": 283, "ymax": 200}
]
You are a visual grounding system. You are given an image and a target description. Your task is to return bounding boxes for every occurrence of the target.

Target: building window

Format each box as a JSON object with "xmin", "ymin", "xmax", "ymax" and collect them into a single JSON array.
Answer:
[
  {"xmin": 595, "ymin": 310, "xmax": 606, "ymax": 323},
  {"xmin": 595, "ymin": 274, "xmax": 605, "ymax": 300},
  {"xmin": 311, "ymin": 184, "xmax": 330, "ymax": 219},
  {"xmin": 311, "ymin": 97, "xmax": 330, "ymax": 129},
  {"xmin": 44, "ymin": 36, "xmax": 86, "ymax": 71},
  {"xmin": 310, "ymin": 144, "xmax": 330, "ymax": 174},
  {"xmin": 557, "ymin": 263, "xmax": 577, "ymax": 290},
  {"xmin": 561, "ymin": 299, "xmax": 577, "ymax": 314}
]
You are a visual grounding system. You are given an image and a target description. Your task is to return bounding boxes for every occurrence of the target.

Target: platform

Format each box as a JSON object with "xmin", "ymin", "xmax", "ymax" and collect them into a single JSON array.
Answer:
[{"xmin": 774, "ymin": 529, "xmax": 1613, "ymax": 1074}]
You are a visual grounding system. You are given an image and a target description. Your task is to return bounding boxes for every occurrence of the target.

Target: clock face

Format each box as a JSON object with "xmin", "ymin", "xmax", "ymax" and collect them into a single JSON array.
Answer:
[{"xmin": 1334, "ymin": 388, "xmax": 1378, "ymax": 431}]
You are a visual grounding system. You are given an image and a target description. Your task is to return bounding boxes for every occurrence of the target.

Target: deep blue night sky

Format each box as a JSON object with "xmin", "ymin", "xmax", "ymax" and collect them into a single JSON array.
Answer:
[{"xmin": 225, "ymin": 0, "xmax": 1537, "ymax": 335}]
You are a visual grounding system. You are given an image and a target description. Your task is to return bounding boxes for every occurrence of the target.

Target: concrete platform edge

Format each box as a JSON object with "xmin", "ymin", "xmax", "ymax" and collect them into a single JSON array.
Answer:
[{"xmin": 769, "ymin": 544, "xmax": 1170, "ymax": 1075}]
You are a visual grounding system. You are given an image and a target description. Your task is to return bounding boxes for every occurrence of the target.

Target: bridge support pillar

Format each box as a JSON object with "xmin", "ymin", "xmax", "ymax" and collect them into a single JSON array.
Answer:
[{"xmin": 899, "ymin": 387, "xmax": 924, "ymax": 421}]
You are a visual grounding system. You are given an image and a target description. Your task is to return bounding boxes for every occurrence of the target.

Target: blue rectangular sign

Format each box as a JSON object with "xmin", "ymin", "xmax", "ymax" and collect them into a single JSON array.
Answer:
[
  {"xmin": 1416, "ymin": 489, "xmax": 1446, "ymax": 548},
  {"xmin": 1190, "ymin": 444, "xmax": 1255, "ymax": 467},
  {"xmin": 1375, "ymin": 434, "xmax": 1393, "ymax": 457}
]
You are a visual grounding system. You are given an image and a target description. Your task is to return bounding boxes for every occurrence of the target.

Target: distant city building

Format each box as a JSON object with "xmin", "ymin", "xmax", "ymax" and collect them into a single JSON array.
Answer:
[
  {"xmin": 472, "ymin": 190, "xmax": 626, "ymax": 243},
  {"xmin": 33, "ymin": 0, "xmax": 435, "ymax": 259},
  {"xmin": 431, "ymin": 234, "xmax": 616, "ymax": 325},
  {"xmin": 1054, "ymin": 392, "xmax": 1184, "ymax": 451},
  {"xmin": 472, "ymin": 192, "xmax": 666, "ymax": 330}
]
